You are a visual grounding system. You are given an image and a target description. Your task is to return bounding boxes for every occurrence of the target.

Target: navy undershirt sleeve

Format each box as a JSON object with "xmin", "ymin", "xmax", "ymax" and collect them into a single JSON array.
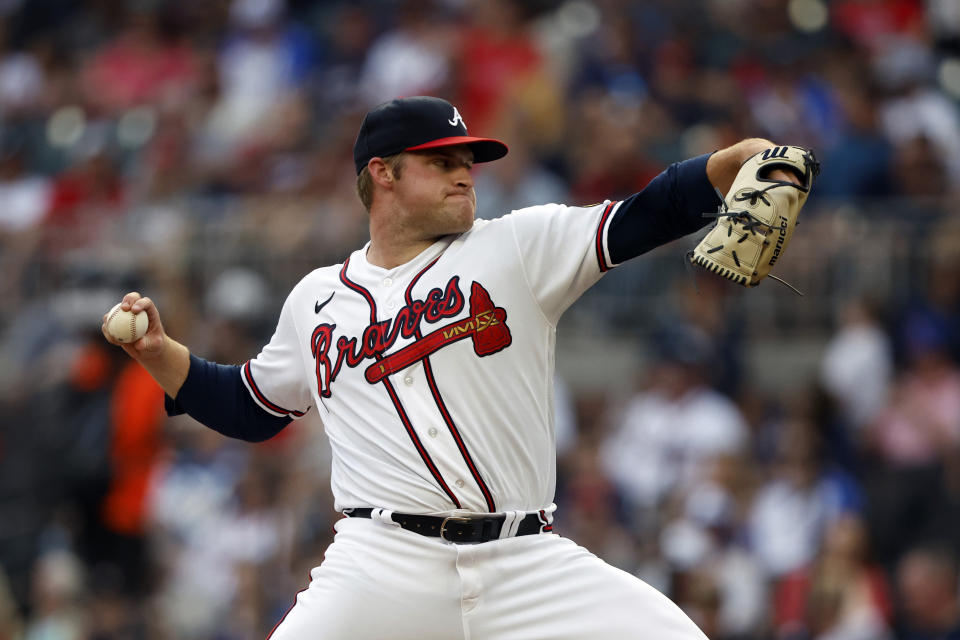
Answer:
[
  {"xmin": 164, "ymin": 354, "xmax": 292, "ymax": 442},
  {"xmin": 607, "ymin": 152, "xmax": 722, "ymax": 264}
]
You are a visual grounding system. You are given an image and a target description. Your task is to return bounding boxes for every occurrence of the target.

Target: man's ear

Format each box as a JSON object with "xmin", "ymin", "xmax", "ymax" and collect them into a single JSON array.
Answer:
[{"xmin": 368, "ymin": 158, "xmax": 394, "ymax": 187}]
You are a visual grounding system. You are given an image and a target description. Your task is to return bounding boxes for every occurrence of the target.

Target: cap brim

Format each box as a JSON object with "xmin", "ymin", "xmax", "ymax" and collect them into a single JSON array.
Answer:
[{"xmin": 404, "ymin": 136, "xmax": 508, "ymax": 163}]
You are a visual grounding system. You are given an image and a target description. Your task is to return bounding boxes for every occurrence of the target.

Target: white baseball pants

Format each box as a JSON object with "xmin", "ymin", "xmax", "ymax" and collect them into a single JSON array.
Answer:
[{"xmin": 268, "ymin": 516, "xmax": 708, "ymax": 639}]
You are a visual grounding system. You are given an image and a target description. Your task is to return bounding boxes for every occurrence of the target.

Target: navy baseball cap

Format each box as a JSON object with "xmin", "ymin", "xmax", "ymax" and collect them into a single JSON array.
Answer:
[{"xmin": 353, "ymin": 96, "xmax": 509, "ymax": 175}]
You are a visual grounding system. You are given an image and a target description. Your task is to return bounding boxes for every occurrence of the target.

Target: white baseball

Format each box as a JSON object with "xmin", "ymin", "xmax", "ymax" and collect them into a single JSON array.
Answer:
[{"xmin": 106, "ymin": 303, "xmax": 149, "ymax": 343}]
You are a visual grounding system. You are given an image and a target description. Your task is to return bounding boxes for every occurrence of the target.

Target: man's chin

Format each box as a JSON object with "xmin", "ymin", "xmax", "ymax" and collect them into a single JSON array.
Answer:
[
  {"xmin": 447, "ymin": 204, "xmax": 476, "ymax": 232},
  {"xmin": 443, "ymin": 220, "xmax": 474, "ymax": 236}
]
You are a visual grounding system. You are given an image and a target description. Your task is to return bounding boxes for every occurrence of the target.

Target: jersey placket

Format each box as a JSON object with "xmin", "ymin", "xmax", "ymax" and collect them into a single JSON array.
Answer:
[
  {"xmin": 339, "ymin": 257, "xmax": 464, "ymax": 509},
  {"xmin": 404, "ymin": 257, "xmax": 498, "ymax": 513}
]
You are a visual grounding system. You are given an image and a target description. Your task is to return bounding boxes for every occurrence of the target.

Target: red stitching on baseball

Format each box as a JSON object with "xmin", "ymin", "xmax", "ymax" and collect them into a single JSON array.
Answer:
[{"xmin": 108, "ymin": 307, "xmax": 121, "ymax": 340}]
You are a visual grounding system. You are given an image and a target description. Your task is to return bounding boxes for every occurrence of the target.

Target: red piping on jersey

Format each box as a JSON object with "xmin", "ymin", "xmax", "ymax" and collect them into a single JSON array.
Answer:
[
  {"xmin": 594, "ymin": 201, "xmax": 618, "ymax": 272},
  {"xmin": 243, "ymin": 361, "xmax": 306, "ymax": 417},
  {"xmin": 339, "ymin": 258, "xmax": 378, "ymax": 324},
  {"xmin": 339, "ymin": 257, "xmax": 463, "ymax": 510},
  {"xmin": 265, "ymin": 572, "xmax": 313, "ymax": 638},
  {"xmin": 407, "ymin": 257, "xmax": 498, "ymax": 513},
  {"xmin": 380, "ymin": 376, "xmax": 464, "ymax": 509}
]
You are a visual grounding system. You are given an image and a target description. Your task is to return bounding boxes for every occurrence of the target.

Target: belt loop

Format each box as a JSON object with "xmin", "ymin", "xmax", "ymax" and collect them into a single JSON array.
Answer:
[
  {"xmin": 499, "ymin": 510, "xmax": 525, "ymax": 539},
  {"xmin": 371, "ymin": 508, "xmax": 400, "ymax": 527}
]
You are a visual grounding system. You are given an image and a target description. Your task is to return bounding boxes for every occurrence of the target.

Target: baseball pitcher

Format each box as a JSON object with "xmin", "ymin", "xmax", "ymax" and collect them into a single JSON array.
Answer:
[{"xmin": 103, "ymin": 96, "xmax": 816, "ymax": 639}]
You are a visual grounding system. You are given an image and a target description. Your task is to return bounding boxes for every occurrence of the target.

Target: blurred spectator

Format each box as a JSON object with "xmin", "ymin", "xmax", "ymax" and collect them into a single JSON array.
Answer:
[
  {"xmin": 748, "ymin": 64, "xmax": 841, "ymax": 151},
  {"xmin": 881, "ymin": 94, "xmax": 960, "ymax": 189},
  {"xmin": 868, "ymin": 311, "xmax": 960, "ymax": 467},
  {"xmin": 601, "ymin": 324, "xmax": 748, "ymax": 516},
  {"xmin": 24, "ymin": 550, "xmax": 87, "ymax": 640},
  {"xmin": 0, "ymin": 129, "xmax": 49, "ymax": 311},
  {"xmin": 254, "ymin": 94, "xmax": 316, "ymax": 194},
  {"xmin": 566, "ymin": 92, "xmax": 662, "ymax": 203},
  {"xmin": 648, "ymin": 35, "xmax": 706, "ymax": 131},
  {"xmin": 662, "ymin": 470, "xmax": 768, "ymax": 640},
  {"xmin": 358, "ymin": 0, "xmax": 455, "ymax": 105},
  {"xmin": 147, "ymin": 423, "xmax": 249, "ymax": 639},
  {"xmin": 570, "ymin": 10, "xmax": 647, "ymax": 106},
  {"xmin": 132, "ymin": 105, "xmax": 196, "ymax": 200},
  {"xmin": 748, "ymin": 420, "xmax": 862, "ymax": 578},
  {"xmin": 895, "ymin": 545, "xmax": 960, "ymax": 640},
  {"xmin": 452, "ymin": 0, "xmax": 562, "ymax": 148},
  {"xmin": 204, "ymin": 457, "xmax": 291, "ymax": 639},
  {"xmin": 85, "ymin": 572, "xmax": 144, "ymax": 640},
  {"xmin": 0, "ymin": 129, "xmax": 50, "ymax": 233},
  {"xmin": 675, "ymin": 569, "xmax": 724, "ymax": 640},
  {"xmin": 0, "ymin": 24, "xmax": 45, "ymax": 118},
  {"xmin": 820, "ymin": 299, "xmax": 893, "ymax": 432},
  {"xmin": 815, "ymin": 83, "xmax": 893, "ymax": 200},
  {"xmin": 185, "ymin": 47, "xmax": 238, "ymax": 189},
  {"xmin": 831, "ymin": 0, "xmax": 926, "ymax": 55},
  {"xmin": 473, "ymin": 127, "xmax": 567, "ymax": 219},
  {"xmin": 80, "ymin": 7, "xmax": 198, "ymax": 116},
  {"xmin": 834, "ymin": 0, "xmax": 933, "ymax": 100},
  {"xmin": 211, "ymin": 0, "xmax": 316, "ymax": 154},
  {"xmin": 906, "ymin": 229, "xmax": 960, "ymax": 363},
  {"xmin": 44, "ymin": 145, "xmax": 125, "ymax": 254},
  {"xmin": 774, "ymin": 514, "xmax": 893, "ymax": 640},
  {"xmin": 889, "ymin": 134, "xmax": 951, "ymax": 199},
  {"xmin": 863, "ymin": 310, "xmax": 960, "ymax": 562},
  {"xmin": 95, "ymin": 360, "xmax": 164, "ymax": 592},
  {"xmin": 555, "ymin": 446, "xmax": 637, "ymax": 572},
  {"xmin": 672, "ymin": 279, "xmax": 746, "ymax": 398},
  {"xmin": 310, "ymin": 4, "xmax": 374, "ymax": 117}
]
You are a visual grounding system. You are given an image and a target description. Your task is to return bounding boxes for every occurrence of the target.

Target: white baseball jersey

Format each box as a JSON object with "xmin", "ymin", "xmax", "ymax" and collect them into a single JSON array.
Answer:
[{"xmin": 243, "ymin": 200, "xmax": 622, "ymax": 515}]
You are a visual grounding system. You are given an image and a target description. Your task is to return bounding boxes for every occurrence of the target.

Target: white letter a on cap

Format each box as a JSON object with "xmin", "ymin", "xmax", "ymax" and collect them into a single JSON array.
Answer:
[{"xmin": 448, "ymin": 107, "xmax": 466, "ymax": 129}]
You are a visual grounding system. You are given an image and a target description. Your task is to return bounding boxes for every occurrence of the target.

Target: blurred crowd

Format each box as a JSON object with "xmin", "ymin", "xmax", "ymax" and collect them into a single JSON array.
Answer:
[{"xmin": 3, "ymin": 0, "xmax": 960, "ymax": 638}]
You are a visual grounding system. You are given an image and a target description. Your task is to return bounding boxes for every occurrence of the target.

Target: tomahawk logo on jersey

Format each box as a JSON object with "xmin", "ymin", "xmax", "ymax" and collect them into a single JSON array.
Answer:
[{"xmin": 240, "ymin": 200, "xmax": 621, "ymax": 515}]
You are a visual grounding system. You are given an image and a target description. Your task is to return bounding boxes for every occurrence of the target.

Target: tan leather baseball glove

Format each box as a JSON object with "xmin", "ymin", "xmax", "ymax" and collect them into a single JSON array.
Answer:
[{"xmin": 689, "ymin": 145, "xmax": 819, "ymax": 292}]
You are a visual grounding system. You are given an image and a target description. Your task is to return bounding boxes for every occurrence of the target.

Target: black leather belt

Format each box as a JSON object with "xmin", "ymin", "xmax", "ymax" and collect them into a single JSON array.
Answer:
[{"xmin": 343, "ymin": 508, "xmax": 551, "ymax": 543}]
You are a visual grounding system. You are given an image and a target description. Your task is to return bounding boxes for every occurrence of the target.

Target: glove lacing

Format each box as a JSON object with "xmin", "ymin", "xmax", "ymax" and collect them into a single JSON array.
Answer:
[{"xmin": 685, "ymin": 187, "xmax": 804, "ymax": 295}]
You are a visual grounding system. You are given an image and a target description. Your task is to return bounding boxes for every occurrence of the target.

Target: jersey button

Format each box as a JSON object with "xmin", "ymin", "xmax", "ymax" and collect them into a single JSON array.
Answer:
[
  {"xmin": 455, "ymin": 479, "xmax": 465, "ymax": 488},
  {"xmin": 428, "ymin": 427, "xmax": 438, "ymax": 438},
  {"xmin": 383, "ymin": 277, "xmax": 393, "ymax": 287},
  {"xmin": 403, "ymin": 376, "xmax": 414, "ymax": 386}
]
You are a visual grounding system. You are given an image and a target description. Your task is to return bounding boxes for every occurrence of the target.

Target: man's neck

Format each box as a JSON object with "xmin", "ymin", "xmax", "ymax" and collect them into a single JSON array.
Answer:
[{"xmin": 365, "ymin": 237, "xmax": 437, "ymax": 270}]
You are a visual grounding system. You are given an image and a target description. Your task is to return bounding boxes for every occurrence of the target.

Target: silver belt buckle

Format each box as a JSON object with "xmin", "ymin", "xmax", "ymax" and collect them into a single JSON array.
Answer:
[{"xmin": 439, "ymin": 516, "xmax": 474, "ymax": 541}]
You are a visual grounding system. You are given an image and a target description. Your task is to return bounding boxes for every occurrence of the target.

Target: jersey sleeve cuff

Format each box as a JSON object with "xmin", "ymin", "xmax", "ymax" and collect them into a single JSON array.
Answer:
[
  {"xmin": 595, "ymin": 200, "xmax": 623, "ymax": 271},
  {"xmin": 162, "ymin": 353, "xmax": 293, "ymax": 442},
  {"xmin": 241, "ymin": 360, "xmax": 308, "ymax": 418}
]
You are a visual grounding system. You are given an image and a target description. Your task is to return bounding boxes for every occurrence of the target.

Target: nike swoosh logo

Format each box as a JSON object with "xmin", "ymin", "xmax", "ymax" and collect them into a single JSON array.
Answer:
[{"xmin": 315, "ymin": 292, "xmax": 335, "ymax": 314}]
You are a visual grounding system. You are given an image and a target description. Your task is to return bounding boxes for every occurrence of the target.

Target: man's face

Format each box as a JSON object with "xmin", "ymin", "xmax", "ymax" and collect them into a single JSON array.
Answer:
[{"xmin": 390, "ymin": 145, "xmax": 476, "ymax": 238}]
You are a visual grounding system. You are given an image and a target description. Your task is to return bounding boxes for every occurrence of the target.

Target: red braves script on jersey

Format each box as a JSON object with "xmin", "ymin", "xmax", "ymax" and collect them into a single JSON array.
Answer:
[{"xmin": 311, "ymin": 277, "xmax": 512, "ymax": 395}]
